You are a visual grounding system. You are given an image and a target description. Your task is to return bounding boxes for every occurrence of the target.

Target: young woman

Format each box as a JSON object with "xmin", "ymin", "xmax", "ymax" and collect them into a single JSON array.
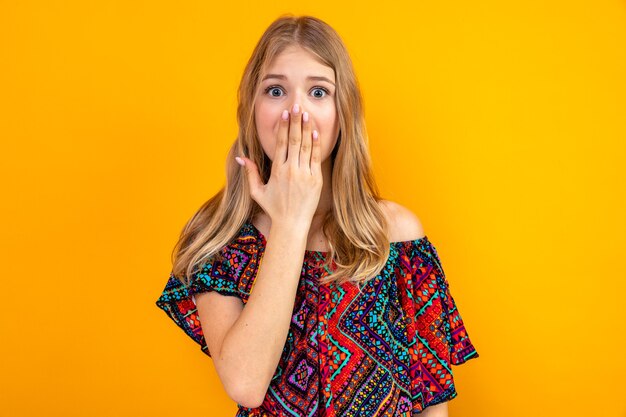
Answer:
[{"xmin": 156, "ymin": 15, "xmax": 479, "ymax": 417}]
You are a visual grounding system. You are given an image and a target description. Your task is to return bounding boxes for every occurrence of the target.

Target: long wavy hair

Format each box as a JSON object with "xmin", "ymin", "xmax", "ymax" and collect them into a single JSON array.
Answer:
[{"xmin": 172, "ymin": 15, "xmax": 389, "ymax": 287}]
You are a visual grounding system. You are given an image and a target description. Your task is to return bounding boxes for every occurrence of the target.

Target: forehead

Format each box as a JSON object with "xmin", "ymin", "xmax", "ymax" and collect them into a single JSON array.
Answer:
[{"xmin": 263, "ymin": 45, "xmax": 335, "ymax": 81}]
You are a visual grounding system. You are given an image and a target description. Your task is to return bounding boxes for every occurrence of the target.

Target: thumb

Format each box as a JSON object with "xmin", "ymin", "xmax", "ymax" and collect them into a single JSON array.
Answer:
[{"xmin": 236, "ymin": 156, "xmax": 264, "ymax": 197}]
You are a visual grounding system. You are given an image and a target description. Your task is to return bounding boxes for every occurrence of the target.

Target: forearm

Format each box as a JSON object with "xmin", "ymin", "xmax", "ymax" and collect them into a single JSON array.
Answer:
[{"xmin": 220, "ymin": 221, "xmax": 309, "ymax": 402}]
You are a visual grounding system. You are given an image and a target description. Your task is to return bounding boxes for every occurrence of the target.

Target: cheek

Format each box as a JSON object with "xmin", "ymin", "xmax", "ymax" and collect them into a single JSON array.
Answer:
[
  {"xmin": 306, "ymin": 97, "xmax": 331, "ymax": 122},
  {"xmin": 254, "ymin": 103, "xmax": 281, "ymax": 159},
  {"xmin": 310, "ymin": 106, "xmax": 339, "ymax": 157},
  {"xmin": 313, "ymin": 104, "xmax": 339, "ymax": 140},
  {"xmin": 255, "ymin": 104, "xmax": 278, "ymax": 133}
]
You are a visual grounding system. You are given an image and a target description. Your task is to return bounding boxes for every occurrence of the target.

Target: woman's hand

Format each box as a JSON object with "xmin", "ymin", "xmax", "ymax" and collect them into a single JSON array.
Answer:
[{"xmin": 236, "ymin": 103, "xmax": 322, "ymax": 229}]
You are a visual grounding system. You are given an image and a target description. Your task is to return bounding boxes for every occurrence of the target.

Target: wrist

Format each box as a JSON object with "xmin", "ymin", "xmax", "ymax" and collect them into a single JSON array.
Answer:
[{"xmin": 269, "ymin": 219, "xmax": 311, "ymax": 236}]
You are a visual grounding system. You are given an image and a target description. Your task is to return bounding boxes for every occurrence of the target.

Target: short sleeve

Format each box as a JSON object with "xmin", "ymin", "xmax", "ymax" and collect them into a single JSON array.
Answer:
[
  {"xmin": 155, "ymin": 237, "xmax": 261, "ymax": 357},
  {"xmin": 396, "ymin": 236, "xmax": 479, "ymax": 413}
]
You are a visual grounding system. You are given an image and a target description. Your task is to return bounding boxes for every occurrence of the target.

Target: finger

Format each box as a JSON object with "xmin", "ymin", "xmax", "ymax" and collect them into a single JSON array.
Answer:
[
  {"xmin": 287, "ymin": 103, "xmax": 302, "ymax": 168},
  {"xmin": 272, "ymin": 109, "xmax": 289, "ymax": 168},
  {"xmin": 236, "ymin": 156, "xmax": 264, "ymax": 199},
  {"xmin": 310, "ymin": 130, "xmax": 321, "ymax": 176},
  {"xmin": 299, "ymin": 111, "xmax": 312, "ymax": 169}
]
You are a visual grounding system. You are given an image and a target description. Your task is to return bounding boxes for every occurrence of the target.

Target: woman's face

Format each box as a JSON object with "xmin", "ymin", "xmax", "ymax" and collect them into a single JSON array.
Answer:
[{"xmin": 254, "ymin": 45, "xmax": 340, "ymax": 164}]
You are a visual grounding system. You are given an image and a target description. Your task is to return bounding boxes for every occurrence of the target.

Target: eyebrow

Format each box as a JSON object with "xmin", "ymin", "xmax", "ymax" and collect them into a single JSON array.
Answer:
[{"xmin": 262, "ymin": 74, "xmax": 336, "ymax": 86}]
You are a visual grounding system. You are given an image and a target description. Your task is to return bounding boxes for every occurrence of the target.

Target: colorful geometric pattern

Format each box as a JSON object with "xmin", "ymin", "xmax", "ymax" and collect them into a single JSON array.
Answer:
[{"xmin": 156, "ymin": 221, "xmax": 479, "ymax": 416}]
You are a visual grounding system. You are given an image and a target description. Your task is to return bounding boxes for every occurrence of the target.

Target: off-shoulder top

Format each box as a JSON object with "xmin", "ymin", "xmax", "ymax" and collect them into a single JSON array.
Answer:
[{"xmin": 156, "ymin": 220, "xmax": 479, "ymax": 416}]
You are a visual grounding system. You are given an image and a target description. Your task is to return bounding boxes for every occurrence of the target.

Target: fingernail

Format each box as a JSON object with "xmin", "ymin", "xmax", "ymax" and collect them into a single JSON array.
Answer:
[
  {"xmin": 313, "ymin": 130, "xmax": 319, "ymax": 140},
  {"xmin": 235, "ymin": 156, "xmax": 245, "ymax": 167},
  {"xmin": 303, "ymin": 111, "xmax": 309, "ymax": 122},
  {"xmin": 292, "ymin": 103, "xmax": 299, "ymax": 114},
  {"xmin": 281, "ymin": 110, "xmax": 289, "ymax": 121}
]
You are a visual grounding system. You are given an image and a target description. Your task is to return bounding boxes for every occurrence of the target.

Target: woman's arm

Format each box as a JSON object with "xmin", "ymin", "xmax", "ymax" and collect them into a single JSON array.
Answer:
[
  {"xmin": 220, "ymin": 222, "xmax": 308, "ymax": 402},
  {"xmin": 419, "ymin": 402, "xmax": 449, "ymax": 417}
]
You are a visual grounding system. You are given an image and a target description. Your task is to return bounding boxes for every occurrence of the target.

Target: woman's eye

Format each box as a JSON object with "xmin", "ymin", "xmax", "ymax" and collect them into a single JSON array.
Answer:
[
  {"xmin": 265, "ymin": 86, "xmax": 284, "ymax": 97},
  {"xmin": 311, "ymin": 87, "xmax": 328, "ymax": 98}
]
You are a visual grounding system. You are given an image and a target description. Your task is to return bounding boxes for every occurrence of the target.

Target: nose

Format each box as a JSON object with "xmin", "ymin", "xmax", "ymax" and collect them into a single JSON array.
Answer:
[{"xmin": 287, "ymin": 90, "xmax": 307, "ymax": 113}]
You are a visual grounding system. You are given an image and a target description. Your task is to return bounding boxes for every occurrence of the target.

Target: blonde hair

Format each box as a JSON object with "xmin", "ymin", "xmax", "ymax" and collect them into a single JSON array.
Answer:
[{"xmin": 172, "ymin": 15, "xmax": 389, "ymax": 287}]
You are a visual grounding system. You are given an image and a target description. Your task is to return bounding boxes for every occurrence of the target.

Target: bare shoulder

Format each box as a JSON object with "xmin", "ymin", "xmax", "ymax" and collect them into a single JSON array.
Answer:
[{"xmin": 378, "ymin": 199, "xmax": 426, "ymax": 242}]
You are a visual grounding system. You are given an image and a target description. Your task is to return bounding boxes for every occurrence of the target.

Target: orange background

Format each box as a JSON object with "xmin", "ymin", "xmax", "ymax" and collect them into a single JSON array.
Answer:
[{"xmin": 1, "ymin": 1, "xmax": 625, "ymax": 416}]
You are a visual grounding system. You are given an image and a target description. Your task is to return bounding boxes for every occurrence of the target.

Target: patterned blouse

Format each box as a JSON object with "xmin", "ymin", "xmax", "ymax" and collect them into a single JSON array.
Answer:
[{"xmin": 156, "ymin": 221, "xmax": 479, "ymax": 416}]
